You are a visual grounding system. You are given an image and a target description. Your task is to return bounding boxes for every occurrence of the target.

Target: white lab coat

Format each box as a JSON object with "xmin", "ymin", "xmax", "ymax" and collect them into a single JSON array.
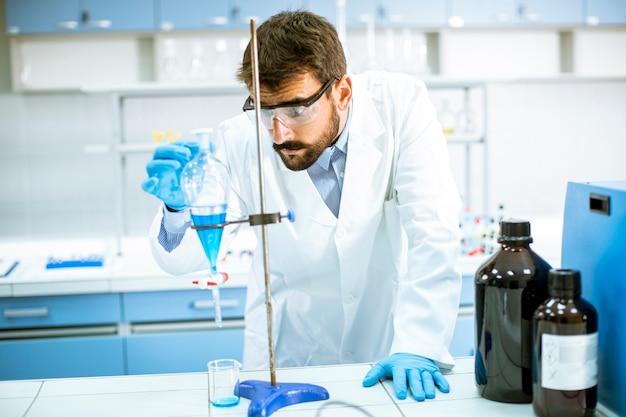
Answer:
[{"xmin": 149, "ymin": 71, "xmax": 462, "ymax": 371}]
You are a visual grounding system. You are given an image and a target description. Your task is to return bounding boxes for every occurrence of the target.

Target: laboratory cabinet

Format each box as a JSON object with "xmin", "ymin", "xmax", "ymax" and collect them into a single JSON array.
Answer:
[
  {"xmin": 0, "ymin": 293, "xmax": 124, "ymax": 380},
  {"xmin": 586, "ymin": 0, "xmax": 626, "ymax": 25},
  {"xmin": 5, "ymin": 0, "xmax": 156, "ymax": 34},
  {"xmin": 157, "ymin": 0, "xmax": 306, "ymax": 31},
  {"xmin": 122, "ymin": 288, "xmax": 246, "ymax": 374},
  {"xmin": 0, "ymin": 288, "xmax": 246, "ymax": 380},
  {"xmin": 309, "ymin": 0, "xmax": 447, "ymax": 28},
  {"xmin": 448, "ymin": 0, "xmax": 585, "ymax": 27}
]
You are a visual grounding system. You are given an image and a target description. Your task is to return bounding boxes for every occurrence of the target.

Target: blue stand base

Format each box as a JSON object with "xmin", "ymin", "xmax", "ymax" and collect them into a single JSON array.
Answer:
[{"xmin": 239, "ymin": 379, "xmax": 329, "ymax": 417}]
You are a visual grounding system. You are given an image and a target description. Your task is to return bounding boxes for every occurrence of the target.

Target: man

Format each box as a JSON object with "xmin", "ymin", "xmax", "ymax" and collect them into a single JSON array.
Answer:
[{"xmin": 142, "ymin": 10, "xmax": 462, "ymax": 402}]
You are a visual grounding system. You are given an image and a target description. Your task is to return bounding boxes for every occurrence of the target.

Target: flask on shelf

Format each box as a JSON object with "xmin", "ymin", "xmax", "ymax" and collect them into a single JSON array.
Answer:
[
  {"xmin": 161, "ymin": 38, "xmax": 181, "ymax": 82},
  {"xmin": 438, "ymin": 99, "xmax": 456, "ymax": 135},
  {"xmin": 474, "ymin": 218, "xmax": 552, "ymax": 403},
  {"xmin": 188, "ymin": 40, "xmax": 207, "ymax": 81},
  {"xmin": 457, "ymin": 88, "xmax": 477, "ymax": 135},
  {"xmin": 533, "ymin": 269, "xmax": 598, "ymax": 417}
]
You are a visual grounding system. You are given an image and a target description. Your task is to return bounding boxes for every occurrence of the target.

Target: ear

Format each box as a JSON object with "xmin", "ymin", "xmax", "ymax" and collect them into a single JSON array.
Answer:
[{"xmin": 335, "ymin": 74, "xmax": 353, "ymax": 111}]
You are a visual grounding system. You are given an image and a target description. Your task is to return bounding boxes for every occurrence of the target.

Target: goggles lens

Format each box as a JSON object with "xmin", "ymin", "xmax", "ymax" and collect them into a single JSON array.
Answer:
[{"xmin": 242, "ymin": 77, "xmax": 339, "ymax": 129}]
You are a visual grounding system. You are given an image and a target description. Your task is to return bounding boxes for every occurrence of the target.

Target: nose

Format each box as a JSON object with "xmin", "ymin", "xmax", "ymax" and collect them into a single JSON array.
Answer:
[{"xmin": 270, "ymin": 116, "xmax": 293, "ymax": 144}]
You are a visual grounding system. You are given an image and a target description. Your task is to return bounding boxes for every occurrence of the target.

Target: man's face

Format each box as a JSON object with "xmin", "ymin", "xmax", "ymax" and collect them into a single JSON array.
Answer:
[{"xmin": 256, "ymin": 73, "xmax": 341, "ymax": 171}]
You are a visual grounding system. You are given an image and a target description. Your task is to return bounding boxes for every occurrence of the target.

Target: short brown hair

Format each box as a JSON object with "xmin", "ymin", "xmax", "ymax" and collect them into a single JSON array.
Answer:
[{"xmin": 237, "ymin": 10, "xmax": 346, "ymax": 92}]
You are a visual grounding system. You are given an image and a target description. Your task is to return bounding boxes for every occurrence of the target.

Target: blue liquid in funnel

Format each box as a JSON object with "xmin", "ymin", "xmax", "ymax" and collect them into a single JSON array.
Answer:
[{"xmin": 191, "ymin": 206, "xmax": 226, "ymax": 275}]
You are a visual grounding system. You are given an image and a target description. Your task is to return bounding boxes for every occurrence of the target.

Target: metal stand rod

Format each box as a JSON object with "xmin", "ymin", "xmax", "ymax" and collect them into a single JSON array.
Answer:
[{"xmin": 250, "ymin": 19, "xmax": 277, "ymax": 387}]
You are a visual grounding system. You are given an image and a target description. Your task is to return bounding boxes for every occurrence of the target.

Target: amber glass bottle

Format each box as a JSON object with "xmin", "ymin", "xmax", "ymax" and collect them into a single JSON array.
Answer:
[
  {"xmin": 474, "ymin": 219, "xmax": 551, "ymax": 403},
  {"xmin": 532, "ymin": 269, "xmax": 598, "ymax": 417}
]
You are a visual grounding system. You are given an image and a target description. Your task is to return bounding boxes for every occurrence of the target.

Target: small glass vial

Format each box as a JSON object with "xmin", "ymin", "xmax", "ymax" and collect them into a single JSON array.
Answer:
[{"xmin": 533, "ymin": 269, "xmax": 598, "ymax": 417}]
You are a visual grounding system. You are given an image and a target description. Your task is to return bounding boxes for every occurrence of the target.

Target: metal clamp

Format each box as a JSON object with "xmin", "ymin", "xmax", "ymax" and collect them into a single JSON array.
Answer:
[{"xmin": 190, "ymin": 209, "xmax": 295, "ymax": 231}]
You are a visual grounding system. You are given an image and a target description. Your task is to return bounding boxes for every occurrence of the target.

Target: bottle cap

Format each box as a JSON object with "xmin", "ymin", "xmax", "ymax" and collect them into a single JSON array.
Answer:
[
  {"xmin": 497, "ymin": 218, "xmax": 533, "ymax": 243},
  {"xmin": 548, "ymin": 269, "xmax": 582, "ymax": 296}
]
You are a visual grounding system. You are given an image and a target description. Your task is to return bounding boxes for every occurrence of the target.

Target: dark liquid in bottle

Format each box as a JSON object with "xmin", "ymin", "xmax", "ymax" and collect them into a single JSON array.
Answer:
[
  {"xmin": 533, "ymin": 269, "xmax": 598, "ymax": 417},
  {"xmin": 474, "ymin": 219, "xmax": 551, "ymax": 403}
]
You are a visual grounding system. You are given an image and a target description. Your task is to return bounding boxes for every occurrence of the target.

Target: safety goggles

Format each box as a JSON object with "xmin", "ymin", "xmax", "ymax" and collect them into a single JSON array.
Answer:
[{"xmin": 242, "ymin": 77, "xmax": 339, "ymax": 129}]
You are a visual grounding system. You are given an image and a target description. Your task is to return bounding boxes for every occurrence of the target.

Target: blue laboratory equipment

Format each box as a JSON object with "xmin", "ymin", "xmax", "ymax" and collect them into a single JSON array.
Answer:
[{"xmin": 181, "ymin": 128, "xmax": 230, "ymax": 327}]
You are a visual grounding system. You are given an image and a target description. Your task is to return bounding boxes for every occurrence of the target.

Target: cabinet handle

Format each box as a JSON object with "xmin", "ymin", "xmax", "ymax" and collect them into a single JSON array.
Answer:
[
  {"xmin": 206, "ymin": 16, "xmax": 228, "ymax": 25},
  {"xmin": 192, "ymin": 299, "xmax": 239, "ymax": 310},
  {"xmin": 87, "ymin": 20, "xmax": 112, "ymax": 29},
  {"xmin": 55, "ymin": 21, "xmax": 79, "ymax": 30},
  {"xmin": 3, "ymin": 307, "xmax": 49, "ymax": 318}
]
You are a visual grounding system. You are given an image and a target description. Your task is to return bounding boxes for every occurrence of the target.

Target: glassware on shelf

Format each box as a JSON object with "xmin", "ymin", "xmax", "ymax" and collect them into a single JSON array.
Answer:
[
  {"xmin": 188, "ymin": 40, "xmax": 207, "ymax": 81},
  {"xmin": 162, "ymin": 38, "xmax": 182, "ymax": 82},
  {"xmin": 457, "ymin": 88, "xmax": 477, "ymax": 135},
  {"xmin": 181, "ymin": 128, "xmax": 230, "ymax": 326},
  {"xmin": 438, "ymin": 99, "xmax": 456, "ymax": 135}
]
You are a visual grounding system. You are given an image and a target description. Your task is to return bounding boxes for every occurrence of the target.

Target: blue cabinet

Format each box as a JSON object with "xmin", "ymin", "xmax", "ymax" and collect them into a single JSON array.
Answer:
[
  {"xmin": 0, "ymin": 293, "xmax": 124, "ymax": 380},
  {"xmin": 158, "ymin": 0, "xmax": 232, "ymax": 31},
  {"xmin": 377, "ymin": 0, "xmax": 447, "ymax": 27},
  {"xmin": 123, "ymin": 288, "xmax": 247, "ymax": 322},
  {"xmin": 122, "ymin": 287, "xmax": 246, "ymax": 375},
  {"xmin": 449, "ymin": 0, "xmax": 585, "ymax": 27},
  {"xmin": 0, "ymin": 288, "xmax": 246, "ymax": 380},
  {"xmin": 586, "ymin": 0, "xmax": 626, "ymax": 24},
  {"xmin": 126, "ymin": 327, "xmax": 244, "ymax": 374},
  {"xmin": 157, "ymin": 0, "xmax": 306, "ymax": 31},
  {"xmin": 0, "ymin": 293, "xmax": 121, "ymax": 328},
  {"xmin": 5, "ymin": 0, "xmax": 156, "ymax": 34},
  {"xmin": 0, "ymin": 336, "xmax": 125, "ymax": 380}
]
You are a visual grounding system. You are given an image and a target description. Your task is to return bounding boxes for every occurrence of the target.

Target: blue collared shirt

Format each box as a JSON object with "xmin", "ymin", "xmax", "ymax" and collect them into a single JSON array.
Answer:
[{"xmin": 306, "ymin": 104, "xmax": 352, "ymax": 217}]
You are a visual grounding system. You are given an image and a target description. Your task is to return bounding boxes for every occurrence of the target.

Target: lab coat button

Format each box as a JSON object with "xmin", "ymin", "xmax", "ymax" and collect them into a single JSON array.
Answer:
[
  {"xmin": 344, "ymin": 294, "xmax": 355, "ymax": 303},
  {"xmin": 342, "ymin": 351, "xmax": 353, "ymax": 359},
  {"xmin": 337, "ymin": 229, "xmax": 346, "ymax": 238}
]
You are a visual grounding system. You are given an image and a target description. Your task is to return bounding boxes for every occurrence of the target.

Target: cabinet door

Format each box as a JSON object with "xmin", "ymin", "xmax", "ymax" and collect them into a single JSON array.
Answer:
[
  {"xmin": 448, "ymin": 0, "xmax": 516, "ymax": 27},
  {"xmin": 126, "ymin": 327, "xmax": 244, "ymax": 374},
  {"xmin": 5, "ymin": 0, "xmax": 81, "ymax": 34},
  {"xmin": 0, "ymin": 294, "xmax": 121, "ymax": 329},
  {"xmin": 158, "ymin": 0, "xmax": 232, "ymax": 31},
  {"xmin": 0, "ymin": 335, "xmax": 125, "ymax": 380},
  {"xmin": 586, "ymin": 0, "xmax": 626, "ymax": 25},
  {"xmin": 123, "ymin": 288, "xmax": 246, "ymax": 322},
  {"xmin": 520, "ymin": 0, "xmax": 584, "ymax": 25},
  {"xmin": 232, "ymin": 0, "xmax": 307, "ymax": 27},
  {"xmin": 377, "ymin": 0, "xmax": 447, "ymax": 27},
  {"xmin": 82, "ymin": 0, "xmax": 156, "ymax": 32}
]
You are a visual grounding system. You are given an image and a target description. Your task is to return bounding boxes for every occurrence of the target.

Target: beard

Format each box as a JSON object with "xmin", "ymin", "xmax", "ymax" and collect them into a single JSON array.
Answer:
[{"xmin": 272, "ymin": 107, "xmax": 341, "ymax": 171}]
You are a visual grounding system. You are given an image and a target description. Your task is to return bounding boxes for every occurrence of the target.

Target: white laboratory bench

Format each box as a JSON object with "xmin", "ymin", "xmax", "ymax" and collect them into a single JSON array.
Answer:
[{"xmin": 0, "ymin": 357, "xmax": 617, "ymax": 417}]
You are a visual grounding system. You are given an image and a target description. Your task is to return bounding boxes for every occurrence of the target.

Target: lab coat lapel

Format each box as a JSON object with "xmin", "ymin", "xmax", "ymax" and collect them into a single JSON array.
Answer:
[{"xmin": 335, "ymin": 80, "xmax": 388, "ymax": 296}]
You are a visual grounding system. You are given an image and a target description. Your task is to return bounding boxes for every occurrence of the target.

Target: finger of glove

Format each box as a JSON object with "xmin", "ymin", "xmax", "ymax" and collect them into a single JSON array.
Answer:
[
  {"xmin": 407, "ymin": 369, "xmax": 426, "ymax": 401},
  {"xmin": 392, "ymin": 367, "xmax": 408, "ymax": 400},
  {"xmin": 362, "ymin": 364, "xmax": 386, "ymax": 387},
  {"xmin": 420, "ymin": 370, "xmax": 436, "ymax": 399},
  {"xmin": 178, "ymin": 141, "xmax": 200, "ymax": 159},
  {"xmin": 432, "ymin": 370, "xmax": 450, "ymax": 393},
  {"xmin": 153, "ymin": 144, "xmax": 193, "ymax": 163},
  {"xmin": 145, "ymin": 159, "xmax": 182, "ymax": 176},
  {"xmin": 141, "ymin": 177, "xmax": 159, "ymax": 194}
]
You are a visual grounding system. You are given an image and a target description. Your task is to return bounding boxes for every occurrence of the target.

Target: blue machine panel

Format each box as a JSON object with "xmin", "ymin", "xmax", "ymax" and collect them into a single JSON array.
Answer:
[{"xmin": 561, "ymin": 180, "xmax": 626, "ymax": 416}]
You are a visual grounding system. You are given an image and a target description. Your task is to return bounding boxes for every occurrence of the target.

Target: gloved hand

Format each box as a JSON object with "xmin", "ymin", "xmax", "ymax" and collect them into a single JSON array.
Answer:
[
  {"xmin": 141, "ymin": 141, "xmax": 200, "ymax": 211},
  {"xmin": 362, "ymin": 353, "xmax": 450, "ymax": 401}
]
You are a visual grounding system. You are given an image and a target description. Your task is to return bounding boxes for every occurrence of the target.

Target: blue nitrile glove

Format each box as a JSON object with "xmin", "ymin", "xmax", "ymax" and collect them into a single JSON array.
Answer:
[
  {"xmin": 141, "ymin": 141, "xmax": 200, "ymax": 210},
  {"xmin": 362, "ymin": 353, "xmax": 450, "ymax": 401}
]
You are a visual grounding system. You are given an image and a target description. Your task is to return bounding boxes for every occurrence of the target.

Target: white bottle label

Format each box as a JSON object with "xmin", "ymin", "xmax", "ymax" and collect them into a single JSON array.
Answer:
[{"xmin": 541, "ymin": 332, "xmax": 598, "ymax": 390}]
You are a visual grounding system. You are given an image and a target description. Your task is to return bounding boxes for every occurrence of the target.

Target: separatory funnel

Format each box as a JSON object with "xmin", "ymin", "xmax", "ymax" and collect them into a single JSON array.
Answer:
[{"xmin": 181, "ymin": 128, "xmax": 230, "ymax": 327}]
